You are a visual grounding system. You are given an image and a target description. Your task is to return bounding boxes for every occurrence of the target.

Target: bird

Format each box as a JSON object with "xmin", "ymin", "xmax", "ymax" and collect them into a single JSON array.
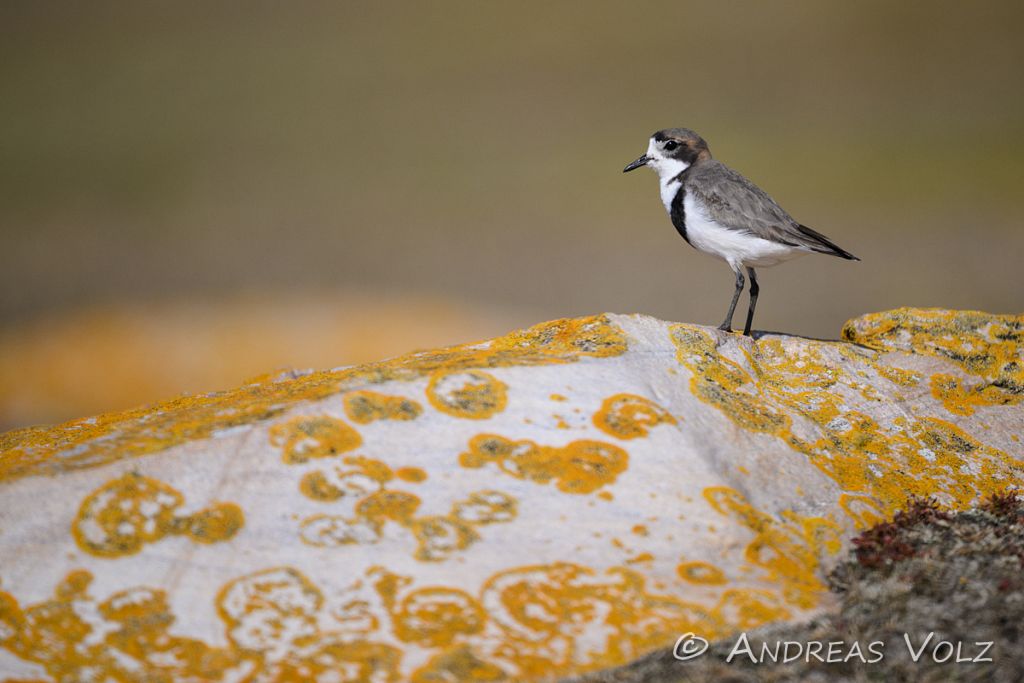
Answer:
[{"xmin": 623, "ymin": 128, "xmax": 858, "ymax": 336}]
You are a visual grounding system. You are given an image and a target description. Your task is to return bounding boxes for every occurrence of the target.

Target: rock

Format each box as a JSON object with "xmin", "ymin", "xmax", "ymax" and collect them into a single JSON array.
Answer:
[{"xmin": 0, "ymin": 308, "xmax": 1021, "ymax": 682}]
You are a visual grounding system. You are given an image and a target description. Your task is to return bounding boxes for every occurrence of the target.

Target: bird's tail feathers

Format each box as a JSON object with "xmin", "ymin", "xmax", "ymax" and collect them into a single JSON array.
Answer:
[{"xmin": 797, "ymin": 224, "xmax": 860, "ymax": 261}]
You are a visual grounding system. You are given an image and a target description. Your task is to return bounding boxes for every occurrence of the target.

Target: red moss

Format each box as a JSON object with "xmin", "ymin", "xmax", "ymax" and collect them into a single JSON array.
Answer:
[{"xmin": 851, "ymin": 497, "xmax": 950, "ymax": 568}]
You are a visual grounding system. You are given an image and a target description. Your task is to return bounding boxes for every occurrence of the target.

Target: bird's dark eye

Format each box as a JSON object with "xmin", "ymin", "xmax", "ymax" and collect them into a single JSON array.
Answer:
[{"xmin": 664, "ymin": 140, "xmax": 679, "ymax": 151}]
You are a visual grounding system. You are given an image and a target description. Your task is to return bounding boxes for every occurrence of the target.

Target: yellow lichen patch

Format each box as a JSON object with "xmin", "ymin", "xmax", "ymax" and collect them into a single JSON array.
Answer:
[
  {"xmin": 343, "ymin": 455, "xmax": 395, "ymax": 485},
  {"xmin": 395, "ymin": 466, "xmax": 428, "ymax": 483},
  {"xmin": 215, "ymin": 566, "xmax": 402, "ymax": 679},
  {"xmin": 486, "ymin": 315, "xmax": 628, "ymax": 360},
  {"xmin": 677, "ymin": 561, "xmax": 727, "ymax": 585},
  {"xmin": 844, "ymin": 308, "xmax": 1024, "ymax": 415},
  {"xmin": 626, "ymin": 553, "xmax": 654, "ymax": 564},
  {"xmin": 875, "ymin": 363, "xmax": 923, "ymax": 387},
  {"xmin": 671, "ymin": 323, "xmax": 1024, "ymax": 518},
  {"xmin": 294, "ymin": 455, "xmax": 394, "ymax": 501},
  {"xmin": 184, "ymin": 502, "xmax": 245, "ymax": 545},
  {"xmin": 299, "ymin": 470, "xmax": 345, "ymax": 501},
  {"xmin": 427, "ymin": 370, "xmax": 508, "ymax": 419},
  {"xmin": 0, "ymin": 315, "xmax": 627, "ymax": 484},
  {"xmin": 452, "ymin": 490, "xmax": 519, "ymax": 526},
  {"xmin": 838, "ymin": 493, "xmax": 887, "ymax": 530},
  {"xmin": 392, "ymin": 588, "xmax": 487, "ymax": 648},
  {"xmin": 0, "ymin": 557, "xmax": 820, "ymax": 683},
  {"xmin": 343, "ymin": 390, "xmax": 423, "ymax": 424},
  {"xmin": 0, "ymin": 570, "xmax": 242, "ymax": 681},
  {"xmin": 217, "ymin": 566, "xmax": 322, "ymax": 649},
  {"xmin": 671, "ymin": 327, "xmax": 792, "ymax": 435},
  {"xmin": 476, "ymin": 563, "xmax": 723, "ymax": 675},
  {"xmin": 460, "ymin": 434, "xmax": 628, "ymax": 494},
  {"xmin": 378, "ymin": 561, "xmax": 722, "ymax": 679},
  {"xmin": 295, "ymin": 454, "xmax": 401, "ymax": 504},
  {"xmin": 409, "ymin": 516, "xmax": 480, "ymax": 562},
  {"xmin": 268, "ymin": 415, "xmax": 362, "ymax": 464},
  {"xmin": 357, "ymin": 490, "xmax": 424, "ymax": 525},
  {"xmin": 930, "ymin": 373, "xmax": 1014, "ymax": 416},
  {"xmin": 703, "ymin": 487, "xmax": 841, "ymax": 610},
  {"xmin": 592, "ymin": 393, "xmax": 677, "ymax": 440},
  {"xmin": 712, "ymin": 588, "xmax": 791, "ymax": 631},
  {"xmin": 299, "ymin": 484, "xmax": 516, "ymax": 563},
  {"xmin": 71, "ymin": 472, "xmax": 243, "ymax": 557}
]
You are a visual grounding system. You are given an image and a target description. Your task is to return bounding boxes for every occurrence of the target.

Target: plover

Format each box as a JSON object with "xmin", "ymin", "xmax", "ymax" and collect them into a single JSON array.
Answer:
[{"xmin": 624, "ymin": 128, "xmax": 858, "ymax": 336}]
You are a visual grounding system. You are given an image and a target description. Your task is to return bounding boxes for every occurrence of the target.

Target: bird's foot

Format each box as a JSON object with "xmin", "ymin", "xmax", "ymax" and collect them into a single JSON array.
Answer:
[{"xmin": 717, "ymin": 323, "xmax": 733, "ymax": 333}]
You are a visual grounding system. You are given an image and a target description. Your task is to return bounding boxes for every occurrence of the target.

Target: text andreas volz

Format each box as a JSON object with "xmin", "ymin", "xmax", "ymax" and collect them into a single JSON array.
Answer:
[{"xmin": 676, "ymin": 632, "xmax": 994, "ymax": 664}]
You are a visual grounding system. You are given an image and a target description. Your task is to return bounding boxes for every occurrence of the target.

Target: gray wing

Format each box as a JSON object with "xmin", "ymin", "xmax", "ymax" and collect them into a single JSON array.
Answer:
[{"xmin": 689, "ymin": 161, "xmax": 858, "ymax": 260}]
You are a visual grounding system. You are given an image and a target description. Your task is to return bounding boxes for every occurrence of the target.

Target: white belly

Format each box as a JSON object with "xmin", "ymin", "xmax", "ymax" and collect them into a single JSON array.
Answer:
[{"xmin": 681, "ymin": 194, "xmax": 806, "ymax": 269}]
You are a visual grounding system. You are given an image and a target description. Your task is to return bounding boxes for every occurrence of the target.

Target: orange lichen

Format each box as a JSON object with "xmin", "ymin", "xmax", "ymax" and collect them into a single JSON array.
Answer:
[
  {"xmin": 473, "ymin": 562, "xmax": 742, "ymax": 675},
  {"xmin": 0, "ymin": 570, "xmax": 243, "ymax": 681},
  {"xmin": 626, "ymin": 553, "xmax": 654, "ymax": 564},
  {"xmin": 0, "ymin": 555, "xmax": 829, "ymax": 683},
  {"xmin": 713, "ymin": 588, "xmax": 791, "ymax": 631},
  {"xmin": 71, "ymin": 472, "xmax": 243, "ymax": 557},
  {"xmin": 298, "ymin": 470, "xmax": 345, "ymax": 501},
  {"xmin": 0, "ymin": 315, "xmax": 627, "ymax": 483},
  {"xmin": 671, "ymin": 322, "xmax": 1024, "ymax": 518},
  {"xmin": 874, "ymin": 363, "xmax": 923, "ymax": 387},
  {"xmin": 293, "ymin": 453, "xmax": 403, "ymax": 503},
  {"xmin": 452, "ymin": 490, "xmax": 519, "ymax": 526},
  {"xmin": 299, "ymin": 483, "xmax": 516, "ymax": 562},
  {"xmin": 929, "ymin": 373, "xmax": 1013, "ymax": 416},
  {"xmin": 395, "ymin": 466, "xmax": 428, "ymax": 483},
  {"xmin": 215, "ymin": 566, "xmax": 401, "ymax": 680},
  {"xmin": 838, "ymin": 493, "xmax": 887, "ymax": 530},
  {"xmin": 357, "ymin": 490, "xmax": 423, "ymax": 524},
  {"xmin": 184, "ymin": 503, "xmax": 245, "ymax": 545},
  {"xmin": 343, "ymin": 390, "xmax": 423, "ymax": 424},
  {"xmin": 843, "ymin": 308, "xmax": 1024, "ymax": 415},
  {"xmin": 408, "ymin": 516, "xmax": 480, "ymax": 562},
  {"xmin": 703, "ymin": 487, "xmax": 841, "ymax": 609},
  {"xmin": 269, "ymin": 443, "xmax": 512, "ymax": 560},
  {"xmin": 393, "ymin": 588, "xmax": 486, "ymax": 648},
  {"xmin": 427, "ymin": 370, "xmax": 508, "ymax": 419},
  {"xmin": 677, "ymin": 561, "xmax": 727, "ymax": 585},
  {"xmin": 592, "ymin": 393, "xmax": 677, "ymax": 440},
  {"xmin": 268, "ymin": 415, "xmax": 362, "ymax": 464},
  {"xmin": 460, "ymin": 434, "xmax": 628, "ymax": 494}
]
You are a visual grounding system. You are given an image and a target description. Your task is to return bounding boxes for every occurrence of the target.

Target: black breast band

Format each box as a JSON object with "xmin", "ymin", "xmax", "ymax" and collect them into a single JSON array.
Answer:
[{"xmin": 669, "ymin": 176, "xmax": 691, "ymax": 246}]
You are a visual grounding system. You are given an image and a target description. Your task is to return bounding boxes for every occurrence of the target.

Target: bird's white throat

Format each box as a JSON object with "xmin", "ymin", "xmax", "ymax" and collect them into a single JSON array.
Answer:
[
  {"xmin": 658, "ymin": 168, "xmax": 688, "ymax": 213},
  {"xmin": 645, "ymin": 139, "xmax": 691, "ymax": 212}
]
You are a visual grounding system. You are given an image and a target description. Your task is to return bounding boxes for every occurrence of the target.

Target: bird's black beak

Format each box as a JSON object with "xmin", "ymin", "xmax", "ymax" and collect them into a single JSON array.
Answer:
[{"xmin": 622, "ymin": 154, "xmax": 649, "ymax": 173}]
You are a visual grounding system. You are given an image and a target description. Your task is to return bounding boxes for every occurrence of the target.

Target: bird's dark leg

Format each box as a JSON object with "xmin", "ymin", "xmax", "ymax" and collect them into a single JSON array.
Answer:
[
  {"xmin": 718, "ymin": 269, "xmax": 745, "ymax": 332},
  {"xmin": 743, "ymin": 267, "xmax": 759, "ymax": 337}
]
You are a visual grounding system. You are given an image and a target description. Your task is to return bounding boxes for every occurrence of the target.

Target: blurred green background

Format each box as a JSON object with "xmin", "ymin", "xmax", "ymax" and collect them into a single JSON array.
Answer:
[{"xmin": 2, "ymin": 1, "xmax": 1023, "ymax": 428}]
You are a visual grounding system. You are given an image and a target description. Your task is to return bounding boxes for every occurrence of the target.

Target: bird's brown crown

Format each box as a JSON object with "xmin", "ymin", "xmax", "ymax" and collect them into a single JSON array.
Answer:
[{"xmin": 652, "ymin": 128, "xmax": 712, "ymax": 164}]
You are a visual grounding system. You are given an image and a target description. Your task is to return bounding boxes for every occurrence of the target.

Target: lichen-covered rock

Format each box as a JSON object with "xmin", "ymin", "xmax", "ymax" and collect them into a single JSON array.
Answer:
[{"xmin": 0, "ymin": 309, "xmax": 1021, "ymax": 682}]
